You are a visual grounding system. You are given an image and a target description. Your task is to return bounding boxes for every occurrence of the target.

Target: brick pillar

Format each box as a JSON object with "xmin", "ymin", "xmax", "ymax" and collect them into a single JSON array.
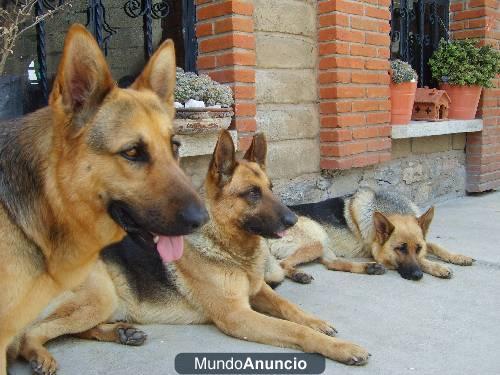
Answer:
[
  {"xmin": 317, "ymin": 0, "xmax": 392, "ymax": 169},
  {"xmin": 195, "ymin": 0, "xmax": 256, "ymax": 150},
  {"xmin": 450, "ymin": 0, "xmax": 500, "ymax": 192}
]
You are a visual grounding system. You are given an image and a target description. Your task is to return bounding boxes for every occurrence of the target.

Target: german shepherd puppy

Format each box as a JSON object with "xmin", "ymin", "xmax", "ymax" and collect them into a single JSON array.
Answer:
[
  {"xmin": 0, "ymin": 24, "xmax": 207, "ymax": 373},
  {"xmin": 18, "ymin": 131, "xmax": 370, "ymax": 374},
  {"xmin": 265, "ymin": 188, "xmax": 474, "ymax": 284}
]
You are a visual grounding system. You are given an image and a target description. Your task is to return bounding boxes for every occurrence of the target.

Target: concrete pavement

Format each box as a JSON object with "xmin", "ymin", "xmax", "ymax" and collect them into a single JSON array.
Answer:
[{"xmin": 9, "ymin": 191, "xmax": 500, "ymax": 375}]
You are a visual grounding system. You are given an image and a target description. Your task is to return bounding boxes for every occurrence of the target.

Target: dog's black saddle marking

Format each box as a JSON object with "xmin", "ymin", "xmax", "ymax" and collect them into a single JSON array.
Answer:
[{"xmin": 289, "ymin": 197, "xmax": 348, "ymax": 227}]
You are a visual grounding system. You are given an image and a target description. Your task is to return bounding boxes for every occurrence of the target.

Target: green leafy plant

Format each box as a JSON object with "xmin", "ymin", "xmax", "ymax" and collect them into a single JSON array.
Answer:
[
  {"xmin": 175, "ymin": 68, "xmax": 234, "ymax": 107},
  {"xmin": 390, "ymin": 59, "xmax": 418, "ymax": 84},
  {"xmin": 429, "ymin": 39, "xmax": 500, "ymax": 87}
]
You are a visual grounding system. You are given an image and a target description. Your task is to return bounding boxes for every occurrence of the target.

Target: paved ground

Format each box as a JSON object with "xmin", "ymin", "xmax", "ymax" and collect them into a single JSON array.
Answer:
[{"xmin": 9, "ymin": 191, "xmax": 500, "ymax": 375}]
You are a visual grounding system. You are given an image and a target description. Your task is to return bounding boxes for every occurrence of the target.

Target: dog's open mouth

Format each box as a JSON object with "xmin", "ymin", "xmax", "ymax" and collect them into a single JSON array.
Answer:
[{"xmin": 108, "ymin": 201, "xmax": 184, "ymax": 263}]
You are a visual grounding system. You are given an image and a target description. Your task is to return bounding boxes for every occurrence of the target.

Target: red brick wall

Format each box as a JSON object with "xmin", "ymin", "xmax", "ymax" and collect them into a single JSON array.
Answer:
[
  {"xmin": 450, "ymin": 0, "xmax": 500, "ymax": 192},
  {"xmin": 317, "ymin": 0, "xmax": 392, "ymax": 169},
  {"xmin": 195, "ymin": 0, "xmax": 256, "ymax": 150}
]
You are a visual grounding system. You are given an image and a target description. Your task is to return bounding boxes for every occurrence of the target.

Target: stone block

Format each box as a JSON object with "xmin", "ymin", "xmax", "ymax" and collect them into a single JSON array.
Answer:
[
  {"xmin": 392, "ymin": 139, "xmax": 411, "ymax": 159},
  {"xmin": 411, "ymin": 135, "xmax": 452, "ymax": 154},
  {"xmin": 253, "ymin": 0, "xmax": 316, "ymax": 37},
  {"xmin": 256, "ymin": 33, "xmax": 316, "ymax": 69},
  {"xmin": 266, "ymin": 139, "xmax": 320, "ymax": 179},
  {"xmin": 256, "ymin": 69, "xmax": 317, "ymax": 104},
  {"xmin": 256, "ymin": 104, "xmax": 319, "ymax": 141},
  {"xmin": 452, "ymin": 133, "xmax": 466, "ymax": 150}
]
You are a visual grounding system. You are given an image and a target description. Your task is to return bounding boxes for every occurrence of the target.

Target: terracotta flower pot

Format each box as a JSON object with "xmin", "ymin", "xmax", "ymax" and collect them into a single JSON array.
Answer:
[
  {"xmin": 390, "ymin": 81, "xmax": 417, "ymax": 125},
  {"xmin": 440, "ymin": 84, "xmax": 482, "ymax": 120}
]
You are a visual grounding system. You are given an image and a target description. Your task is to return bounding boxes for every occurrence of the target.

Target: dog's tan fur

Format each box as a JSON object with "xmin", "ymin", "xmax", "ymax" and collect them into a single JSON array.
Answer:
[
  {"xmin": 0, "ymin": 25, "xmax": 204, "ymax": 374},
  {"xmin": 266, "ymin": 188, "xmax": 474, "ymax": 284},
  {"xmin": 19, "ymin": 131, "xmax": 370, "ymax": 374}
]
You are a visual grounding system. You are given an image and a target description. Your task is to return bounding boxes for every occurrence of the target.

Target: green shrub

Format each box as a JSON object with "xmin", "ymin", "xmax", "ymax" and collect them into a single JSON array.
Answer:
[
  {"xmin": 175, "ymin": 68, "xmax": 234, "ymax": 107},
  {"xmin": 390, "ymin": 59, "xmax": 418, "ymax": 84},
  {"xmin": 429, "ymin": 39, "xmax": 500, "ymax": 87}
]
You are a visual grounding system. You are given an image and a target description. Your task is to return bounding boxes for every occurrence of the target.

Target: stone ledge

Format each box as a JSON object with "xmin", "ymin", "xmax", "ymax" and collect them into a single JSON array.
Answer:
[
  {"xmin": 392, "ymin": 119, "xmax": 483, "ymax": 139},
  {"xmin": 178, "ymin": 130, "xmax": 238, "ymax": 158}
]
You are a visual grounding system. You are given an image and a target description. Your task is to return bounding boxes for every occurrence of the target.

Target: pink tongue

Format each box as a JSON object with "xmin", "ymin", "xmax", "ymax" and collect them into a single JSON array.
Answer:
[
  {"xmin": 156, "ymin": 236, "xmax": 184, "ymax": 262},
  {"xmin": 276, "ymin": 230, "xmax": 288, "ymax": 238}
]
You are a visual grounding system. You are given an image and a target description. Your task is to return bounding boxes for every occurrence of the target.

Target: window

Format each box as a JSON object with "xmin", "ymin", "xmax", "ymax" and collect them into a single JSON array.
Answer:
[{"xmin": 390, "ymin": 0, "xmax": 450, "ymax": 87}]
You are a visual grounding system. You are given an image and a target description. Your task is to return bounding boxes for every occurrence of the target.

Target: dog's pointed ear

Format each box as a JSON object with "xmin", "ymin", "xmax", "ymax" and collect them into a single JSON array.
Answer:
[
  {"xmin": 417, "ymin": 206, "xmax": 434, "ymax": 237},
  {"xmin": 131, "ymin": 39, "xmax": 176, "ymax": 118},
  {"xmin": 209, "ymin": 130, "xmax": 236, "ymax": 186},
  {"xmin": 50, "ymin": 24, "xmax": 114, "ymax": 122},
  {"xmin": 243, "ymin": 133, "xmax": 267, "ymax": 169},
  {"xmin": 373, "ymin": 212, "xmax": 395, "ymax": 244}
]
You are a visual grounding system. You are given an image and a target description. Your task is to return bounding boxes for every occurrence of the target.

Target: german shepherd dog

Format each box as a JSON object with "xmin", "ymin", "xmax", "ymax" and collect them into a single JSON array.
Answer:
[
  {"xmin": 265, "ymin": 188, "xmax": 474, "ymax": 284},
  {"xmin": 18, "ymin": 131, "xmax": 370, "ymax": 374},
  {"xmin": 0, "ymin": 24, "xmax": 207, "ymax": 373}
]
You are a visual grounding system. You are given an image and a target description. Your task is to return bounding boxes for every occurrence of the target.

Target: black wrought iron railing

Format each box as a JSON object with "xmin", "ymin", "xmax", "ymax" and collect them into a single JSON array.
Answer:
[
  {"xmin": 390, "ymin": 0, "xmax": 450, "ymax": 87},
  {"xmin": 33, "ymin": 0, "xmax": 197, "ymax": 106}
]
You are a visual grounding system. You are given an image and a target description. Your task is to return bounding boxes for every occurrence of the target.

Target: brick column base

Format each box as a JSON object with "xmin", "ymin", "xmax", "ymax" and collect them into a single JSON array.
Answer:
[
  {"xmin": 317, "ymin": 0, "xmax": 392, "ymax": 170},
  {"xmin": 451, "ymin": 0, "xmax": 500, "ymax": 192},
  {"xmin": 196, "ymin": 0, "xmax": 256, "ymax": 150}
]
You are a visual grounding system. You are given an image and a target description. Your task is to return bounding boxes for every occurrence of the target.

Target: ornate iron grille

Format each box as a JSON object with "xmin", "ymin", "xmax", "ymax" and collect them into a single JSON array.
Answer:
[
  {"xmin": 33, "ymin": 0, "xmax": 197, "ymax": 106},
  {"xmin": 390, "ymin": 0, "xmax": 450, "ymax": 87}
]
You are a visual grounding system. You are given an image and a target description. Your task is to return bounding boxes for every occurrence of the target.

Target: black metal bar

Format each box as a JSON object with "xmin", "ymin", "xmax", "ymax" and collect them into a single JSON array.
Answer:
[
  {"xmin": 144, "ymin": 0, "xmax": 153, "ymax": 59},
  {"xmin": 86, "ymin": 0, "xmax": 116, "ymax": 55},
  {"xmin": 35, "ymin": 0, "xmax": 48, "ymax": 105},
  {"xmin": 182, "ymin": 0, "xmax": 197, "ymax": 72},
  {"xmin": 418, "ymin": 0, "xmax": 425, "ymax": 87},
  {"xmin": 390, "ymin": 0, "xmax": 449, "ymax": 87}
]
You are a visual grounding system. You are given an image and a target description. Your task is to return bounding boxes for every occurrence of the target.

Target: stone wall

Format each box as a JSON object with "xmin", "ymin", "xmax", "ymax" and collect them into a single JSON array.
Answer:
[
  {"xmin": 253, "ymin": 0, "xmax": 320, "ymax": 180},
  {"xmin": 272, "ymin": 134, "xmax": 467, "ymax": 208}
]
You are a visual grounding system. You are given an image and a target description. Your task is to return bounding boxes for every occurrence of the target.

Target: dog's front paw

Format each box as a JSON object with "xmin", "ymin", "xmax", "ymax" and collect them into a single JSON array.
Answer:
[
  {"xmin": 325, "ymin": 341, "xmax": 370, "ymax": 366},
  {"xmin": 117, "ymin": 327, "xmax": 147, "ymax": 346},
  {"xmin": 449, "ymin": 254, "xmax": 475, "ymax": 266},
  {"xmin": 435, "ymin": 266, "xmax": 453, "ymax": 279},
  {"xmin": 366, "ymin": 263, "xmax": 386, "ymax": 275},
  {"xmin": 291, "ymin": 271, "xmax": 314, "ymax": 284},
  {"xmin": 30, "ymin": 356, "xmax": 58, "ymax": 375},
  {"xmin": 305, "ymin": 318, "xmax": 337, "ymax": 337}
]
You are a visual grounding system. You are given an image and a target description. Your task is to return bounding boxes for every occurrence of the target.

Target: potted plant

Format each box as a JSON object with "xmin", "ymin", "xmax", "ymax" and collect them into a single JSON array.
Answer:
[
  {"xmin": 0, "ymin": 0, "xmax": 70, "ymax": 120},
  {"xmin": 390, "ymin": 59, "xmax": 418, "ymax": 125},
  {"xmin": 174, "ymin": 68, "xmax": 234, "ymax": 134},
  {"xmin": 429, "ymin": 39, "xmax": 500, "ymax": 120}
]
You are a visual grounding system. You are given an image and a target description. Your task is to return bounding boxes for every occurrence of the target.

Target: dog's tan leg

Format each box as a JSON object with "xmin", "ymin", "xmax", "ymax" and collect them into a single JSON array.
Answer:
[
  {"xmin": 320, "ymin": 258, "xmax": 386, "ymax": 275},
  {"xmin": 280, "ymin": 243, "xmax": 323, "ymax": 284},
  {"xmin": 427, "ymin": 242, "xmax": 474, "ymax": 266},
  {"xmin": 419, "ymin": 257, "xmax": 452, "ymax": 279},
  {"xmin": 251, "ymin": 284, "xmax": 337, "ymax": 335},
  {"xmin": 1, "ymin": 340, "xmax": 8, "ymax": 375},
  {"xmin": 75, "ymin": 323, "xmax": 146, "ymax": 346},
  {"xmin": 19, "ymin": 263, "xmax": 131, "ymax": 375},
  {"xmin": 212, "ymin": 303, "xmax": 369, "ymax": 366}
]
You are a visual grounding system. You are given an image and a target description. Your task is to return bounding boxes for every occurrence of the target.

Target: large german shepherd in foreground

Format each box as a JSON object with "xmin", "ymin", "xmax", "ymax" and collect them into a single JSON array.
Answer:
[
  {"xmin": 0, "ymin": 25, "xmax": 207, "ymax": 373},
  {"xmin": 18, "ymin": 131, "xmax": 370, "ymax": 374},
  {"xmin": 265, "ymin": 188, "xmax": 474, "ymax": 285}
]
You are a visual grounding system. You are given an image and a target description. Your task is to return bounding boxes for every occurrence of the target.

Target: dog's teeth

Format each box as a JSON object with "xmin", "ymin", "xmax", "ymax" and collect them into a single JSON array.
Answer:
[{"xmin": 153, "ymin": 235, "xmax": 159, "ymax": 244}]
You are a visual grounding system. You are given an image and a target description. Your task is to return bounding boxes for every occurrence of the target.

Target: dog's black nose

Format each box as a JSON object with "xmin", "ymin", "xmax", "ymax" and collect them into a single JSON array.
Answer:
[
  {"xmin": 410, "ymin": 269, "xmax": 423, "ymax": 280},
  {"xmin": 282, "ymin": 210, "xmax": 298, "ymax": 229},
  {"xmin": 178, "ymin": 202, "xmax": 209, "ymax": 231}
]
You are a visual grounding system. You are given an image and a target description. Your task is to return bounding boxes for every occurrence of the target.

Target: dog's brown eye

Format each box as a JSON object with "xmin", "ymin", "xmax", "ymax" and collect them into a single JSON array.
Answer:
[
  {"xmin": 395, "ymin": 243, "xmax": 408, "ymax": 253},
  {"xmin": 124, "ymin": 148, "xmax": 138, "ymax": 158},
  {"xmin": 242, "ymin": 186, "xmax": 261, "ymax": 202},
  {"xmin": 416, "ymin": 244, "xmax": 422, "ymax": 253},
  {"xmin": 120, "ymin": 144, "xmax": 149, "ymax": 162}
]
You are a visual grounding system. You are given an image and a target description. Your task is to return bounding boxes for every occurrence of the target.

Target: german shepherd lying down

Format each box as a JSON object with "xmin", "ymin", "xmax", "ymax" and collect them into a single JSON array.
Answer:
[
  {"xmin": 18, "ymin": 131, "xmax": 370, "ymax": 374},
  {"xmin": 265, "ymin": 188, "xmax": 474, "ymax": 285},
  {"xmin": 0, "ymin": 25, "xmax": 207, "ymax": 374}
]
